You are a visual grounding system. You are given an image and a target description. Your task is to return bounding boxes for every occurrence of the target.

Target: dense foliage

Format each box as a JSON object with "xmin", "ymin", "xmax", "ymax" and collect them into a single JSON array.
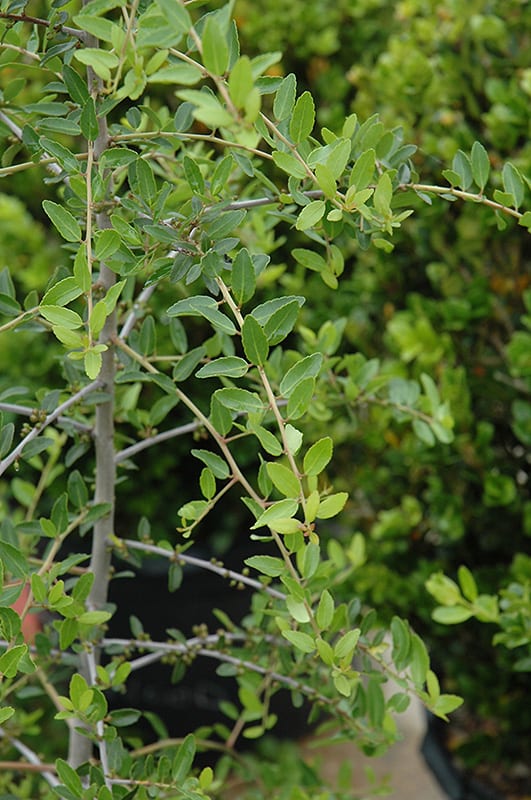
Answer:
[{"xmin": 0, "ymin": 0, "xmax": 529, "ymax": 798}]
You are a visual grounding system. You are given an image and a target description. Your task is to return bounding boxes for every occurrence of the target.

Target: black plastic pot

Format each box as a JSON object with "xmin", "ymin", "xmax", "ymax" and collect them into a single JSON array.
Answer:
[{"xmin": 421, "ymin": 714, "xmax": 505, "ymax": 800}]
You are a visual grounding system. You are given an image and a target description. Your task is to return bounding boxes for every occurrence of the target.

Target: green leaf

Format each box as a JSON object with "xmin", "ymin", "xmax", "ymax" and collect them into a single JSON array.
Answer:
[
  {"xmin": 502, "ymin": 162, "xmax": 524, "ymax": 209},
  {"xmin": 215, "ymin": 388, "xmax": 264, "ymax": 413},
  {"xmin": 316, "ymin": 590, "xmax": 334, "ymax": 630},
  {"xmin": 42, "ymin": 201, "xmax": 82, "ymax": 242},
  {"xmin": 281, "ymin": 629, "xmax": 315, "ymax": 653},
  {"xmin": 286, "ymin": 596, "xmax": 310, "ymax": 623},
  {"xmin": 231, "ymin": 248, "xmax": 256, "ymax": 306},
  {"xmin": 55, "ymin": 759, "xmax": 83, "ymax": 798},
  {"xmin": 202, "ymin": 15, "xmax": 229, "ymax": 75},
  {"xmin": 228, "ymin": 55, "xmax": 254, "ymax": 109},
  {"xmin": 287, "ymin": 377, "xmax": 315, "ymax": 419},
  {"xmin": 431, "ymin": 694, "xmax": 463, "ymax": 720},
  {"xmin": 80, "ymin": 96, "xmax": 99, "ymax": 140},
  {"xmin": 241, "ymin": 315, "xmax": 269, "ymax": 366},
  {"xmin": 301, "ymin": 542, "xmax": 320, "ymax": 579},
  {"xmin": 289, "ymin": 91, "xmax": 315, "ymax": 143},
  {"xmin": 191, "ymin": 449, "xmax": 230, "ymax": 479},
  {"xmin": 0, "ymin": 707, "xmax": 14, "ymax": 724},
  {"xmin": 272, "ymin": 151, "xmax": 307, "ymax": 179},
  {"xmin": 452, "ymin": 150, "xmax": 473, "ymax": 191},
  {"xmin": 284, "ymin": 423, "xmax": 303, "ymax": 455},
  {"xmin": 280, "ymin": 353, "xmax": 323, "ymax": 397},
  {"xmin": 251, "ymin": 499, "xmax": 299, "ymax": 529},
  {"xmin": 89, "ymin": 300, "xmax": 107, "ymax": 338},
  {"xmin": 432, "ymin": 606, "xmax": 474, "ymax": 624},
  {"xmin": 41, "ymin": 305, "xmax": 83, "ymax": 329},
  {"xmin": 42, "ymin": 278, "xmax": 83, "ymax": 307},
  {"xmin": 315, "ymin": 163, "xmax": 337, "ymax": 198},
  {"xmin": 250, "ymin": 425, "xmax": 283, "ymax": 456},
  {"xmin": 263, "ymin": 299, "xmax": 301, "ymax": 345},
  {"xmin": 273, "ymin": 73, "xmax": 296, "ymax": 121},
  {"xmin": 303, "ymin": 437, "xmax": 333, "ymax": 476},
  {"xmin": 457, "ymin": 565, "xmax": 478, "ymax": 602},
  {"xmin": 196, "ymin": 356, "xmax": 248, "ymax": 379},
  {"xmin": 172, "ymin": 734, "xmax": 196, "ymax": 783},
  {"xmin": 0, "ymin": 645, "xmax": 27, "ymax": 678},
  {"xmin": 154, "ymin": 0, "xmax": 191, "ymax": 35},
  {"xmin": 334, "ymin": 628, "xmax": 360, "ymax": 661},
  {"xmin": 295, "ymin": 200, "xmax": 326, "ymax": 231},
  {"xmin": 84, "ymin": 349, "xmax": 103, "ymax": 380},
  {"xmin": 316, "ymin": 492, "xmax": 348, "ymax": 519},
  {"xmin": 200, "ymin": 467, "xmax": 216, "ymax": 500},
  {"xmin": 62, "ymin": 64, "xmax": 89, "ymax": 106},
  {"xmin": 292, "ymin": 248, "xmax": 327, "ymax": 273},
  {"xmin": 266, "ymin": 463, "xmax": 300, "ymax": 498},
  {"xmin": 77, "ymin": 610, "xmax": 112, "ymax": 625},
  {"xmin": 349, "ymin": 148, "xmax": 375, "ymax": 190},
  {"xmin": 183, "ymin": 155, "xmax": 205, "ymax": 194},
  {"xmin": 0, "ymin": 294, "xmax": 21, "ymax": 316},
  {"xmin": 245, "ymin": 555, "xmax": 285, "ymax": 577},
  {"xmin": 470, "ymin": 141, "xmax": 490, "ymax": 191},
  {"xmin": 373, "ymin": 172, "xmax": 392, "ymax": 216},
  {"xmin": 74, "ymin": 49, "xmax": 119, "ymax": 81}
]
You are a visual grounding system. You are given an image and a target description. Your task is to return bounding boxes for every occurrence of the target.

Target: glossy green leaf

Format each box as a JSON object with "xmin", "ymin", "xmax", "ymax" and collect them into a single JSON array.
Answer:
[{"xmin": 42, "ymin": 201, "xmax": 82, "ymax": 242}]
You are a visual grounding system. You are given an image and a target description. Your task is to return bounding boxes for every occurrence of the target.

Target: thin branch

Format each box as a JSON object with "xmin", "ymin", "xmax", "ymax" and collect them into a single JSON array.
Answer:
[
  {"xmin": 118, "ymin": 284, "xmax": 157, "ymax": 340},
  {"xmin": 115, "ymin": 421, "xmax": 202, "ymax": 463},
  {"xmin": 0, "ymin": 727, "xmax": 60, "ymax": 788},
  {"xmin": 0, "ymin": 402, "xmax": 92, "ymax": 434},
  {"xmin": 116, "ymin": 537, "xmax": 287, "ymax": 600},
  {"xmin": 404, "ymin": 182, "xmax": 524, "ymax": 221},
  {"xmin": 0, "ymin": 380, "xmax": 103, "ymax": 477},
  {"xmin": 0, "ymin": 11, "xmax": 83, "ymax": 38}
]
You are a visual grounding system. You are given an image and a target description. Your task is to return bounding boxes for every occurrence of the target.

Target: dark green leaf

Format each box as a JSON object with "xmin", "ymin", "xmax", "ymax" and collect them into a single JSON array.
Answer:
[
  {"xmin": 42, "ymin": 201, "xmax": 82, "ymax": 242},
  {"xmin": 80, "ymin": 96, "xmax": 99, "ymax": 141},
  {"xmin": 289, "ymin": 91, "xmax": 315, "ymax": 143},
  {"xmin": 470, "ymin": 141, "xmax": 490, "ymax": 191},
  {"xmin": 231, "ymin": 248, "xmax": 255, "ymax": 306},
  {"xmin": 241, "ymin": 315, "xmax": 269, "ymax": 366},
  {"xmin": 273, "ymin": 73, "xmax": 296, "ymax": 121}
]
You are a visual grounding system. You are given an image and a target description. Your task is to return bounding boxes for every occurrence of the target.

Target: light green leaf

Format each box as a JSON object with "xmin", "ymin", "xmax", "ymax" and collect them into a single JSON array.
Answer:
[
  {"xmin": 200, "ymin": 467, "xmax": 216, "ymax": 500},
  {"xmin": 281, "ymin": 629, "xmax": 315, "ymax": 653},
  {"xmin": 316, "ymin": 590, "xmax": 334, "ymax": 630},
  {"xmin": 289, "ymin": 91, "xmax": 315, "ymax": 143},
  {"xmin": 315, "ymin": 163, "xmax": 337, "ymax": 198},
  {"xmin": 266, "ymin": 462, "xmax": 300, "ymax": 499},
  {"xmin": 272, "ymin": 150, "xmax": 307, "ymax": 179},
  {"xmin": 295, "ymin": 200, "xmax": 326, "ymax": 231},
  {"xmin": 241, "ymin": 315, "xmax": 269, "ymax": 366},
  {"xmin": 191, "ymin": 449, "xmax": 230, "ymax": 479},
  {"xmin": 250, "ymin": 425, "xmax": 283, "ymax": 456},
  {"xmin": 245, "ymin": 555, "xmax": 285, "ymax": 577},
  {"xmin": 349, "ymin": 148, "xmax": 375, "ymax": 190},
  {"xmin": 286, "ymin": 596, "xmax": 310, "ymax": 623},
  {"xmin": 457, "ymin": 565, "xmax": 478, "ymax": 602},
  {"xmin": 273, "ymin": 73, "xmax": 296, "ymax": 121},
  {"xmin": 292, "ymin": 248, "xmax": 327, "ymax": 273},
  {"xmin": 40, "ymin": 305, "xmax": 83, "ymax": 329},
  {"xmin": 154, "ymin": 0, "xmax": 191, "ymax": 35},
  {"xmin": 84, "ymin": 349, "xmax": 103, "ymax": 380},
  {"xmin": 334, "ymin": 628, "xmax": 360, "ymax": 661},
  {"xmin": 263, "ymin": 299, "xmax": 301, "ymax": 345},
  {"xmin": 74, "ymin": 49, "xmax": 119, "ymax": 81},
  {"xmin": 452, "ymin": 149, "xmax": 473, "ymax": 191},
  {"xmin": 287, "ymin": 377, "xmax": 315, "ymax": 419},
  {"xmin": 228, "ymin": 55, "xmax": 253, "ymax": 109},
  {"xmin": 316, "ymin": 492, "xmax": 348, "ymax": 519},
  {"xmin": 285, "ymin": 423, "xmax": 303, "ymax": 455},
  {"xmin": 303, "ymin": 437, "xmax": 333, "ymax": 476},
  {"xmin": 42, "ymin": 201, "xmax": 81, "ymax": 242},
  {"xmin": 196, "ymin": 357, "xmax": 248, "ymax": 379},
  {"xmin": 432, "ymin": 606, "xmax": 474, "ymax": 624},
  {"xmin": 251, "ymin": 499, "xmax": 299, "ymax": 529},
  {"xmin": 202, "ymin": 15, "xmax": 229, "ymax": 75},
  {"xmin": 89, "ymin": 300, "xmax": 107, "ymax": 338},
  {"xmin": 76, "ymin": 610, "xmax": 112, "ymax": 625},
  {"xmin": 431, "ymin": 694, "xmax": 463, "ymax": 720},
  {"xmin": 373, "ymin": 172, "xmax": 392, "ymax": 216},
  {"xmin": 470, "ymin": 141, "xmax": 490, "ymax": 191},
  {"xmin": 42, "ymin": 277, "xmax": 83, "ymax": 307}
]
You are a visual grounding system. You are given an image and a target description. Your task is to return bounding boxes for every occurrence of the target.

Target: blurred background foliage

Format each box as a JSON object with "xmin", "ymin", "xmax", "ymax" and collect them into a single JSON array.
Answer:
[{"xmin": 1, "ymin": 0, "xmax": 530, "ymax": 790}]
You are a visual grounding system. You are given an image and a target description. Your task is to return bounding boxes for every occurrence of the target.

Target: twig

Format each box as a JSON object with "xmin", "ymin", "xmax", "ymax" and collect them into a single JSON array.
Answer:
[
  {"xmin": 115, "ymin": 421, "xmax": 203, "ymax": 463},
  {"xmin": 0, "ymin": 380, "xmax": 103, "ymax": 476},
  {"xmin": 0, "ymin": 402, "xmax": 92, "ymax": 434},
  {"xmin": 0, "ymin": 726, "xmax": 60, "ymax": 788},
  {"xmin": 85, "ymin": 648, "xmax": 112, "ymax": 788},
  {"xmin": 116, "ymin": 537, "xmax": 287, "ymax": 600}
]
